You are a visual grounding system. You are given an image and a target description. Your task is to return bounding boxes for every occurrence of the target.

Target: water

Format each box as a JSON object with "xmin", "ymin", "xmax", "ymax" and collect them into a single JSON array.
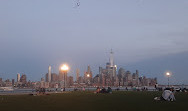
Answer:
[
  {"xmin": 0, "ymin": 87, "xmax": 157, "ymax": 95},
  {"xmin": 1, "ymin": 86, "xmax": 187, "ymax": 95}
]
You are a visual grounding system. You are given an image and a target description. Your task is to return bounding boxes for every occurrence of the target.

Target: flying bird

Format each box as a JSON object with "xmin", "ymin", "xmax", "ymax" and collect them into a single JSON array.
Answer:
[{"xmin": 74, "ymin": 0, "xmax": 80, "ymax": 8}]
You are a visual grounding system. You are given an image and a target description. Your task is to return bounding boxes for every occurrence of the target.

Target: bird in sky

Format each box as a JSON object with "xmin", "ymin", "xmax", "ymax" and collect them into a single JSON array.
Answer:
[{"xmin": 74, "ymin": 0, "xmax": 80, "ymax": 8}]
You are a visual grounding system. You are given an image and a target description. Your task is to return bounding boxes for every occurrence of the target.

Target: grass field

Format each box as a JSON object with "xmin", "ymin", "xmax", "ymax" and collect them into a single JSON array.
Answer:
[{"xmin": 0, "ymin": 91, "xmax": 187, "ymax": 111}]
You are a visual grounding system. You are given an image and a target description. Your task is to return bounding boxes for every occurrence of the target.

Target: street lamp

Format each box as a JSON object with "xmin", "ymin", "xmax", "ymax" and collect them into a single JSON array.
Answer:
[
  {"xmin": 87, "ymin": 74, "xmax": 90, "ymax": 78},
  {"xmin": 86, "ymin": 74, "xmax": 90, "ymax": 90},
  {"xmin": 166, "ymin": 72, "xmax": 171, "ymax": 87},
  {"xmin": 61, "ymin": 64, "xmax": 69, "ymax": 71},
  {"xmin": 60, "ymin": 64, "xmax": 69, "ymax": 91}
]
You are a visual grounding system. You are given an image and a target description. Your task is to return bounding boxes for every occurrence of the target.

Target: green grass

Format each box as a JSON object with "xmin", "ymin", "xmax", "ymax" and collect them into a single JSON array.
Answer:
[{"xmin": 0, "ymin": 91, "xmax": 187, "ymax": 111}]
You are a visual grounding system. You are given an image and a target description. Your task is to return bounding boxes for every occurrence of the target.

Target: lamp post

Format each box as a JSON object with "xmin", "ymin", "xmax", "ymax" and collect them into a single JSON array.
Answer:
[
  {"xmin": 87, "ymin": 74, "xmax": 90, "ymax": 90},
  {"xmin": 166, "ymin": 72, "xmax": 171, "ymax": 87},
  {"xmin": 61, "ymin": 64, "xmax": 69, "ymax": 91}
]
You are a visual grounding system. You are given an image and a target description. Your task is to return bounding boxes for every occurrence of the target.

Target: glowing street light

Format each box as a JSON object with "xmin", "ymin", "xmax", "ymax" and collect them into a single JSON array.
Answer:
[
  {"xmin": 87, "ymin": 74, "xmax": 90, "ymax": 77},
  {"xmin": 86, "ymin": 74, "xmax": 91, "ymax": 87},
  {"xmin": 166, "ymin": 72, "xmax": 170, "ymax": 76},
  {"xmin": 60, "ymin": 64, "xmax": 69, "ymax": 91},
  {"xmin": 61, "ymin": 64, "xmax": 69, "ymax": 71},
  {"xmin": 166, "ymin": 72, "xmax": 171, "ymax": 87}
]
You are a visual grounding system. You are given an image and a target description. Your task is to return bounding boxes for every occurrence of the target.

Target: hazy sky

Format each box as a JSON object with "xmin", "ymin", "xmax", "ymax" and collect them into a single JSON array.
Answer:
[{"xmin": 0, "ymin": 0, "xmax": 188, "ymax": 84}]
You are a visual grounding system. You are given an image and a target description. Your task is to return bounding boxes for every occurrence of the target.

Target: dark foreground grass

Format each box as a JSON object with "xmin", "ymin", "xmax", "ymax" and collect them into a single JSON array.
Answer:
[{"xmin": 0, "ymin": 91, "xmax": 187, "ymax": 111}]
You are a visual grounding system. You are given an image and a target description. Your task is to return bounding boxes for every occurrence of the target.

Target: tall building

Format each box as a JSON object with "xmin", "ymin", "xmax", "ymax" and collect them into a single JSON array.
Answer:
[
  {"xmin": 110, "ymin": 49, "xmax": 117, "ymax": 78},
  {"xmin": 84, "ymin": 65, "xmax": 92, "ymax": 85},
  {"xmin": 99, "ymin": 50, "xmax": 117, "ymax": 86},
  {"xmin": 45, "ymin": 73, "xmax": 48, "ymax": 82},
  {"xmin": 17, "ymin": 73, "xmax": 20, "ymax": 82},
  {"xmin": 76, "ymin": 69, "xmax": 80, "ymax": 83},
  {"xmin": 118, "ymin": 68, "xmax": 126, "ymax": 80},
  {"xmin": 41, "ymin": 77, "xmax": 45, "ymax": 82},
  {"xmin": 12, "ymin": 79, "xmax": 15, "ymax": 86},
  {"xmin": 40, "ymin": 77, "xmax": 49, "ymax": 88},
  {"xmin": 135, "ymin": 70, "xmax": 139, "ymax": 86},
  {"xmin": 5, "ymin": 79, "xmax": 12, "ymax": 87},
  {"xmin": 59, "ymin": 68, "xmax": 68, "ymax": 87},
  {"xmin": 67, "ymin": 76, "xmax": 74, "ymax": 87},
  {"xmin": 118, "ymin": 68, "xmax": 126, "ymax": 86},
  {"xmin": 0, "ymin": 78, "xmax": 2, "ymax": 83},
  {"xmin": 93, "ymin": 74, "xmax": 100, "ymax": 86},
  {"xmin": 125, "ymin": 71, "xmax": 132, "ymax": 86},
  {"xmin": 110, "ymin": 49, "xmax": 114, "ymax": 67},
  {"xmin": 48, "ymin": 65, "xmax": 51, "ymax": 82},
  {"xmin": 51, "ymin": 73, "xmax": 58, "ymax": 82},
  {"xmin": 78, "ymin": 76, "xmax": 84, "ymax": 83},
  {"xmin": 20, "ymin": 74, "xmax": 27, "ymax": 84},
  {"xmin": 0, "ymin": 78, "xmax": 2, "ymax": 86}
]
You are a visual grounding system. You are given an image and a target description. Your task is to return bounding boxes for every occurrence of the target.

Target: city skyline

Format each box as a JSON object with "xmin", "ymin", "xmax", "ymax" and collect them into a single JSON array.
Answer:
[
  {"xmin": 0, "ymin": 50, "xmax": 184, "ymax": 85},
  {"xmin": 0, "ymin": 50, "xmax": 158, "ymax": 88},
  {"xmin": 0, "ymin": 0, "xmax": 188, "ymax": 84}
]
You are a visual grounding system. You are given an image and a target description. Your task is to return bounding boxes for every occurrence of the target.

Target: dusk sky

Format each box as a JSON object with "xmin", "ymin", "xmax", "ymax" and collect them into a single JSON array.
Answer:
[{"xmin": 0, "ymin": 0, "xmax": 188, "ymax": 84}]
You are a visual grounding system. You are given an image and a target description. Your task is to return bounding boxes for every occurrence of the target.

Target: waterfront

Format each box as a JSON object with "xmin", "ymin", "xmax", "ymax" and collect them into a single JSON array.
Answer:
[
  {"xmin": 1, "ymin": 86, "xmax": 187, "ymax": 95},
  {"xmin": 0, "ymin": 87, "xmax": 154, "ymax": 95}
]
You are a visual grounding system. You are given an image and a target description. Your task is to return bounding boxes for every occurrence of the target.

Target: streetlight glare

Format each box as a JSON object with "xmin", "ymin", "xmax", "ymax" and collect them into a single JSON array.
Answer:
[
  {"xmin": 61, "ymin": 64, "xmax": 69, "ymax": 71},
  {"xmin": 165, "ymin": 72, "xmax": 171, "ymax": 87},
  {"xmin": 166, "ymin": 72, "xmax": 170, "ymax": 76},
  {"xmin": 87, "ymin": 74, "xmax": 90, "ymax": 77}
]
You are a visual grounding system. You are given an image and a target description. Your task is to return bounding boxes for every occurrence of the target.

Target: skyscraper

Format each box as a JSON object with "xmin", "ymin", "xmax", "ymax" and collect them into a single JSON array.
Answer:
[
  {"xmin": 109, "ymin": 49, "xmax": 116, "ymax": 78},
  {"xmin": 20, "ymin": 74, "xmax": 27, "ymax": 84},
  {"xmin": 118, "ymin": 68, "xmax": 126, "ymax": 79},
  {"xmin": 12, "ymin": 79, "xmax": 15, "ymax": 86},
  {"xmin": 0, "ymin": 78, "xmax": 2, "ymax": 83},
  {"xmin": 84, "ymin": 65, "xmax": 92, "ymax": 85},
  {"xmin": 135, "ymin": 70, "xmax": 139, "ymax": 86},
  {"xmin": 118, "ymin": 68, "xmax": 126, "ymax": 86},
  {"xmin": 125, "ymin": 71, "xmax": 132, "ymax": 86},
  {"xmin": 110, "ymin": 49, "xmax": 114, "ymax": 67},
  {"xmin": 59, "ymin": 66, "xmax": 68, "ymax": 87},
  {"xmin": 17, "ymin": 73, "xmax": 20, "ymax": 82},
  {"xmin": 99, "ymin": 50, "xmax": 117, "ymax": 86},
  {"xmin": 48, "ymin": 65, "xmax": 51, "ymax": 82},
  {"xmin": 76, "ymin": 69, "xmax": 80, "ymax": 83},
  {"xmin": 45, "ymin": 73, "xmax": 48, "ymax": 82},
  {"xmin": 67, "ymin": 76, "xmax": 74, "ymax": 86},
  {"xmin": 51, "ymin": 73, "xmax": 58, "ymax": 82}
]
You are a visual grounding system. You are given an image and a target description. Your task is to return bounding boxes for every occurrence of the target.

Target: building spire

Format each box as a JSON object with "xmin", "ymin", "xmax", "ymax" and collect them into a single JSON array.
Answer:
[
  {"xmin": 87, "ymin": 65, "xmax": 91, "ymax": 73},
  {"xmin": 110, "ymin": 49, "xmax": 114, "ymax": 67}
]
